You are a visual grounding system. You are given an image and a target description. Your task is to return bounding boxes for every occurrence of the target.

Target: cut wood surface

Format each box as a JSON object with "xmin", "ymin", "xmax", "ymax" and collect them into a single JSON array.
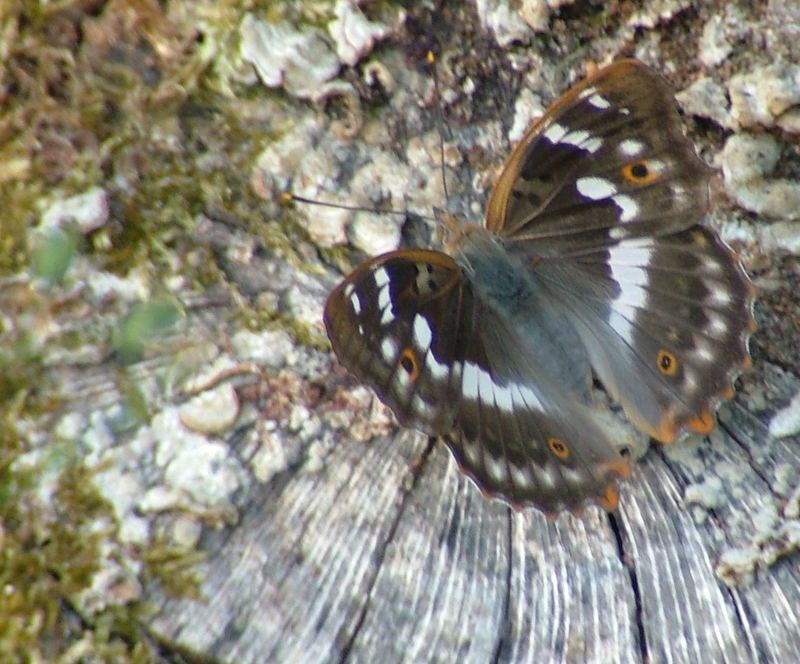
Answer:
[
  {"xmin": 3, "ymin": 1, "xmax": 799, "ymax": 662},
  {"xmin": 148, "ymin": 384, "xmax": 800, "ymax": 663}
]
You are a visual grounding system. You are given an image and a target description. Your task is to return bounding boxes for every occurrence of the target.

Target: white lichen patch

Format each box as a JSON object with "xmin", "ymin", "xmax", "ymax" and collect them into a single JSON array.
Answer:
[
  {"xmin": 717, "ymin": 511, "xmax": 800, "ymax": 587},
  {"xmin": 768, "ymin": 391, "xmax": 800, "ymax": 439},
  {"xmin": 509, "ymin": 87, "xmax": 545, "ymax": 143},
  {"xmin": 240, "ymin": 15, "xmax": 340, "ymax": 100},
  {"xmin": 84, "ymin": 265, "xmax": 152, "ymax": 302},
  {"xmin": 476, "ymin": 0, "xmax": 534, "ymax": 47},
  {"xmin": 127, "ymin": 408, "xmax": 244, "ymax": 525},
  {"xmin": 77, "ymin": 561, "xmax": 143, "ymax": 614},
  {"xmin": 39, "ymin": 186, "xmax": 109, "ymax": 234},
  {"xmin": 728, "ymin": 63, "xmax": 800, "ymax": 131},
  {"xmin": 231, "ymin": 328, "xmax": 296, "ymax": 367},
  {"xmin": 254, "ymin": 115, "xmax": 327, "ymax": 193},
  {"xmin": 162, "ymin": 437, "xmax": 242, "ymax": 509},
  {"xmin": 684, "ymin": 476, "xmax": 725, "ymax": 511},
  {"xmin": 180, "ymin": 383, "xmax": 240, "ymax": 434},
  {"xmin": 349, "ymin": 211, "xmax": 402, "ymax": 256},
  {"xmin": 718, "ymin": 133, "xmax": 800, "ymax": 220},
  {"xmin": 328, "ymin": 0, "xmax": 395, "ymax": 67},
  {"xmin": 520, "ymin": 0, "xmax": 575, "ymax": 32},
  {"xmin": 92, "ymin": 466, "xmax": 150, "ymax": 546},
  {"xmin": 698, "ymin": 14, "xmax": 732, "ymax": 67},
  {"xmin": 627, "ymin": 0, "xmax": 692, "ymax": 29},
  {"xmin": 675, "ymin": 76, "xmax": 733, "ymax": 130},
  {"xmin": 305, "ymin": 204, "xmax": 352, "ymax": 248},
  {"xmin": 251, "ymin": 429, "xmax": 289, "ymax": 483}
]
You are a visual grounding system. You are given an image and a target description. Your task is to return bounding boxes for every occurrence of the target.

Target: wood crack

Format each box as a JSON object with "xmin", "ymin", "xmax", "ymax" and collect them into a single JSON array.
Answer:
[
  {"xmin": 337, "ymin": 436, "xmax": 438, "ymax": 663},
  {"xmin": 608, "ymin": 512, "xmax": 649, "ymax": 663},
  {"xmin": 491, "ymin": 509, "xmax": 514, "ymax": 664}
]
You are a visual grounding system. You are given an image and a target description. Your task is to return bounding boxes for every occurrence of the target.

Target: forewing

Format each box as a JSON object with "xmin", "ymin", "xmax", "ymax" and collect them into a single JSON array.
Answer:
[
  {"xmin": 486, "ymin": 59, "xmax": 710, "ymax": 255},
  {"xmin": 324, "ymin": 249, "xmax": 473, "ymax": 436}
]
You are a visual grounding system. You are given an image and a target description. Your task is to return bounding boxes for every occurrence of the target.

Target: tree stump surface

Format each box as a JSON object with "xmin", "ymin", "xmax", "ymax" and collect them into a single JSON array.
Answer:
[{"xmin": 3, "ymin": 1, "xmax": 799, "ymax": 662}]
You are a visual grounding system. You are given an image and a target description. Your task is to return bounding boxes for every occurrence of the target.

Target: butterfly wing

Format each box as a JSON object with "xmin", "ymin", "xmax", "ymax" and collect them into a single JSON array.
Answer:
[
  {"xmin": 325, "ymin": 249, "xmax": 631, "ymax": 514},
  {"xmin": 536, "ymin": 227, "xmax": 754, "ymax": 443},
  {"xmin": 486, "ymin": 60, "xmax": 710, "ymax": 254},
  {"xmin": 443, "ymin": 303, "xmax": 631, "ymax": 515},
  {"xmin": 486, "ymin": 59, "xmax": 754, "ymax": 443},
  {"xmin": 324, "ymin": 249, "xmax": 472, "ymax": 436}
]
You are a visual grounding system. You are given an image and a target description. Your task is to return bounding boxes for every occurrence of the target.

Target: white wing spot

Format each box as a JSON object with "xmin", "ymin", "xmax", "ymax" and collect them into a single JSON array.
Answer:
[
  {"xmin": 619, "ymin": 138, "xmax": 644, "ymax": 156},
  {"xmin": 392, "ymin": 365, "xmax": 412, "ymax": 391},
  {"xmin": 560, "ymin": 129, "xmax": 603, "ymax": 154},
  {"xmin": 349, "ymin": 291, "xmax": 362, "ymax": 315},
  {"xmin": 612, "ymin": 194, "xmax": 640, "ymax": 222},
  {"xmin": 709, "ymin": 287, "xmax": 732, "ymax": 306},
  {"xmin": 587, "ymin": 93, "xmax": 611, "ymax": 109},
  {"xmin": 462, "ymin": 362, "xmax": 480, "ymax": 400},
  {"xmin": 377, "ymin": 283, "xmax": 391, "ymax": 311},
  {"xmin": 380, "ymin": 337, "xmax": 397, "ymax": 363},
  {"xmin": 485, "ymin": 454, "xmax": 508, "ymax": 484},
  {"xmin": 411, "ymin": 394, "xmax": 434, "ymax": 418},
  {"xmin": 583, "ymin": 136, "xmax": 603, "ymax": 153},
  {"xmin": 512, "ymin": 382, "xmax": 544, "ymax": 412},
  {"xmin": 374, "ymin": 266, "xmax": 390, "ymax": 288},
  {"xmin": 562, "ymin": 465, "xmax": 585, "ymax": 486},
  {"xmin": 576, "ymin": 176, "xmax": 617, "ymax": 200},
  {"xmin": 608, "ymin": 245, "xmax": 653, "ymax": 340},
  {"xmin": 377, "ymin": 283, "xmax": 394, "ymax": 324},
  {"xmin": 343, "ymin": 282, "xmax": 354, "ymax": 298},
  {"xmin": 477, "ymin": 366, "xmax": 495, "ymax": 402},
  {"xmin": 459, "ymin": 436, "xmax": 482, "ymax": 467},
  {"xmin": 543, "ymin": 122, "xmax": 567, "ymax": 144},
  {"xmin": 510, "ymin": 464, "xmax": 534, "ymax": 491},
  {"xmin": 425, "ymin": 352, "xmax": 450, "ymax": 381},
  {"xmin": 412, "ymin": 315, "xmax": 433, "ymax": 353},
  {"xmin": 492, "ymin": 382, "xmax": 515, "ymax": 413},
  {"xmin": 380, "ymin": 304, "xmax": 394, "ymax": 325},
  {"xmin": 708, "ymin": 313, "xmax": 729, "ymax": 336},
  {"xmin": 607, "ymin": 242, "xmax": 656, "ymax": 265},
  {"xmin": 695, "ymin": 344, "xmax": 715, "ymax": 363}
]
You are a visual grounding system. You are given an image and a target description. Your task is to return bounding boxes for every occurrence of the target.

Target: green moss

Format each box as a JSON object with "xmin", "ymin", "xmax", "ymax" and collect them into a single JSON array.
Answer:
[
  {"xmin": 0, "ymin": 0, "xmax": 376, "ymax": 658},
  {"xmin": 0, "ymin": 427, "xmax": 143, "ymax": 661},
  {"xmin": 142, "ymin": 546, "xmax": 206, "ymax": 602}
]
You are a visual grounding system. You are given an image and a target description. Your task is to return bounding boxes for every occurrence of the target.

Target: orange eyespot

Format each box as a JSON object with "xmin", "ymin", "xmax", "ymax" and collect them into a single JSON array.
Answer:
[
  {"xmin": 622, "ymin": 160, "xmax": 658, "ymax": 184},
  {"xmin": 657, "ymin": 349, "xmax": 678, "ymax": 376},
  {"xmin": 399, "ymin": 348, "xmax": 420, "ymax": 382},
  {"xmin": 548, "ymin": 437, "xmax": 570, "ymax": 459}
]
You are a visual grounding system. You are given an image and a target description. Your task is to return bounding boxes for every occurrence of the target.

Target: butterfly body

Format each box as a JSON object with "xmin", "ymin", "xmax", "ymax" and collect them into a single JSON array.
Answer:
[{"xmin": 323, "ymin": 60, "xmax": 754, "ymax": 516}]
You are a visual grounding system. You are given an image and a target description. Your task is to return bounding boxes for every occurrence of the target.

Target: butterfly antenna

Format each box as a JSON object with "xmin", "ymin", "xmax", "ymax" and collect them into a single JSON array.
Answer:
[
  {"xmin": 281, "ymin": 193, "xmax": 436, "ymax": 223},
  {"xmin": 427, "ymin": 50, "xmax": 450, "ymax": 202}
]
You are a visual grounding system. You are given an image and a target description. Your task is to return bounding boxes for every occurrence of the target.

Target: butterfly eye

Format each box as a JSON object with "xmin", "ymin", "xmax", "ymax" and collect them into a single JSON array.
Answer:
[
  {"xmin": 621, "ymin": 160, "xmax": 658, "ymax": 184},
  {"xmin": 399, "ymin": 348, "xmax": 420, "ymax": 381},
  {"xmin": 657, "ymin": 349, "xmax": 678, "ymax": 376},
  {"xmin": 547, "ymin": 437, "xmax": 570, "ymax": 459}
]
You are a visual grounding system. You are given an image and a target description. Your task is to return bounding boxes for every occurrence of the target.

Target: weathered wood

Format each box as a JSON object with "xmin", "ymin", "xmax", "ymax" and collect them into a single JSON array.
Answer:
[
  {"xmin": 5, "ymin": 1, "xmax": 799, "ymax": 662},
  {"xmin": 148, "ymin": 385, "xmax": 800, "ymax": 662}
]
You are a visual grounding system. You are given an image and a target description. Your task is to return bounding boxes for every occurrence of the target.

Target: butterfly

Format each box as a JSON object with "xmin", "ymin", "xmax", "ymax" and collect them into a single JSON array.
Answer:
[{"xmin": 323, "ymin": 59, "xmax": 755, "ymax": 517}]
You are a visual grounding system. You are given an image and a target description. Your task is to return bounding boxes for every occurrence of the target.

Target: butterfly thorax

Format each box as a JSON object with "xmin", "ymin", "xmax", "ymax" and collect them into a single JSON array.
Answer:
[
  {"xmin": 453, "ymin": 223, "xmax": 594, "ymax": 398},
  {"xmin": 454, "ymin": 225, "xmax": 538, "ymax": 316}
]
